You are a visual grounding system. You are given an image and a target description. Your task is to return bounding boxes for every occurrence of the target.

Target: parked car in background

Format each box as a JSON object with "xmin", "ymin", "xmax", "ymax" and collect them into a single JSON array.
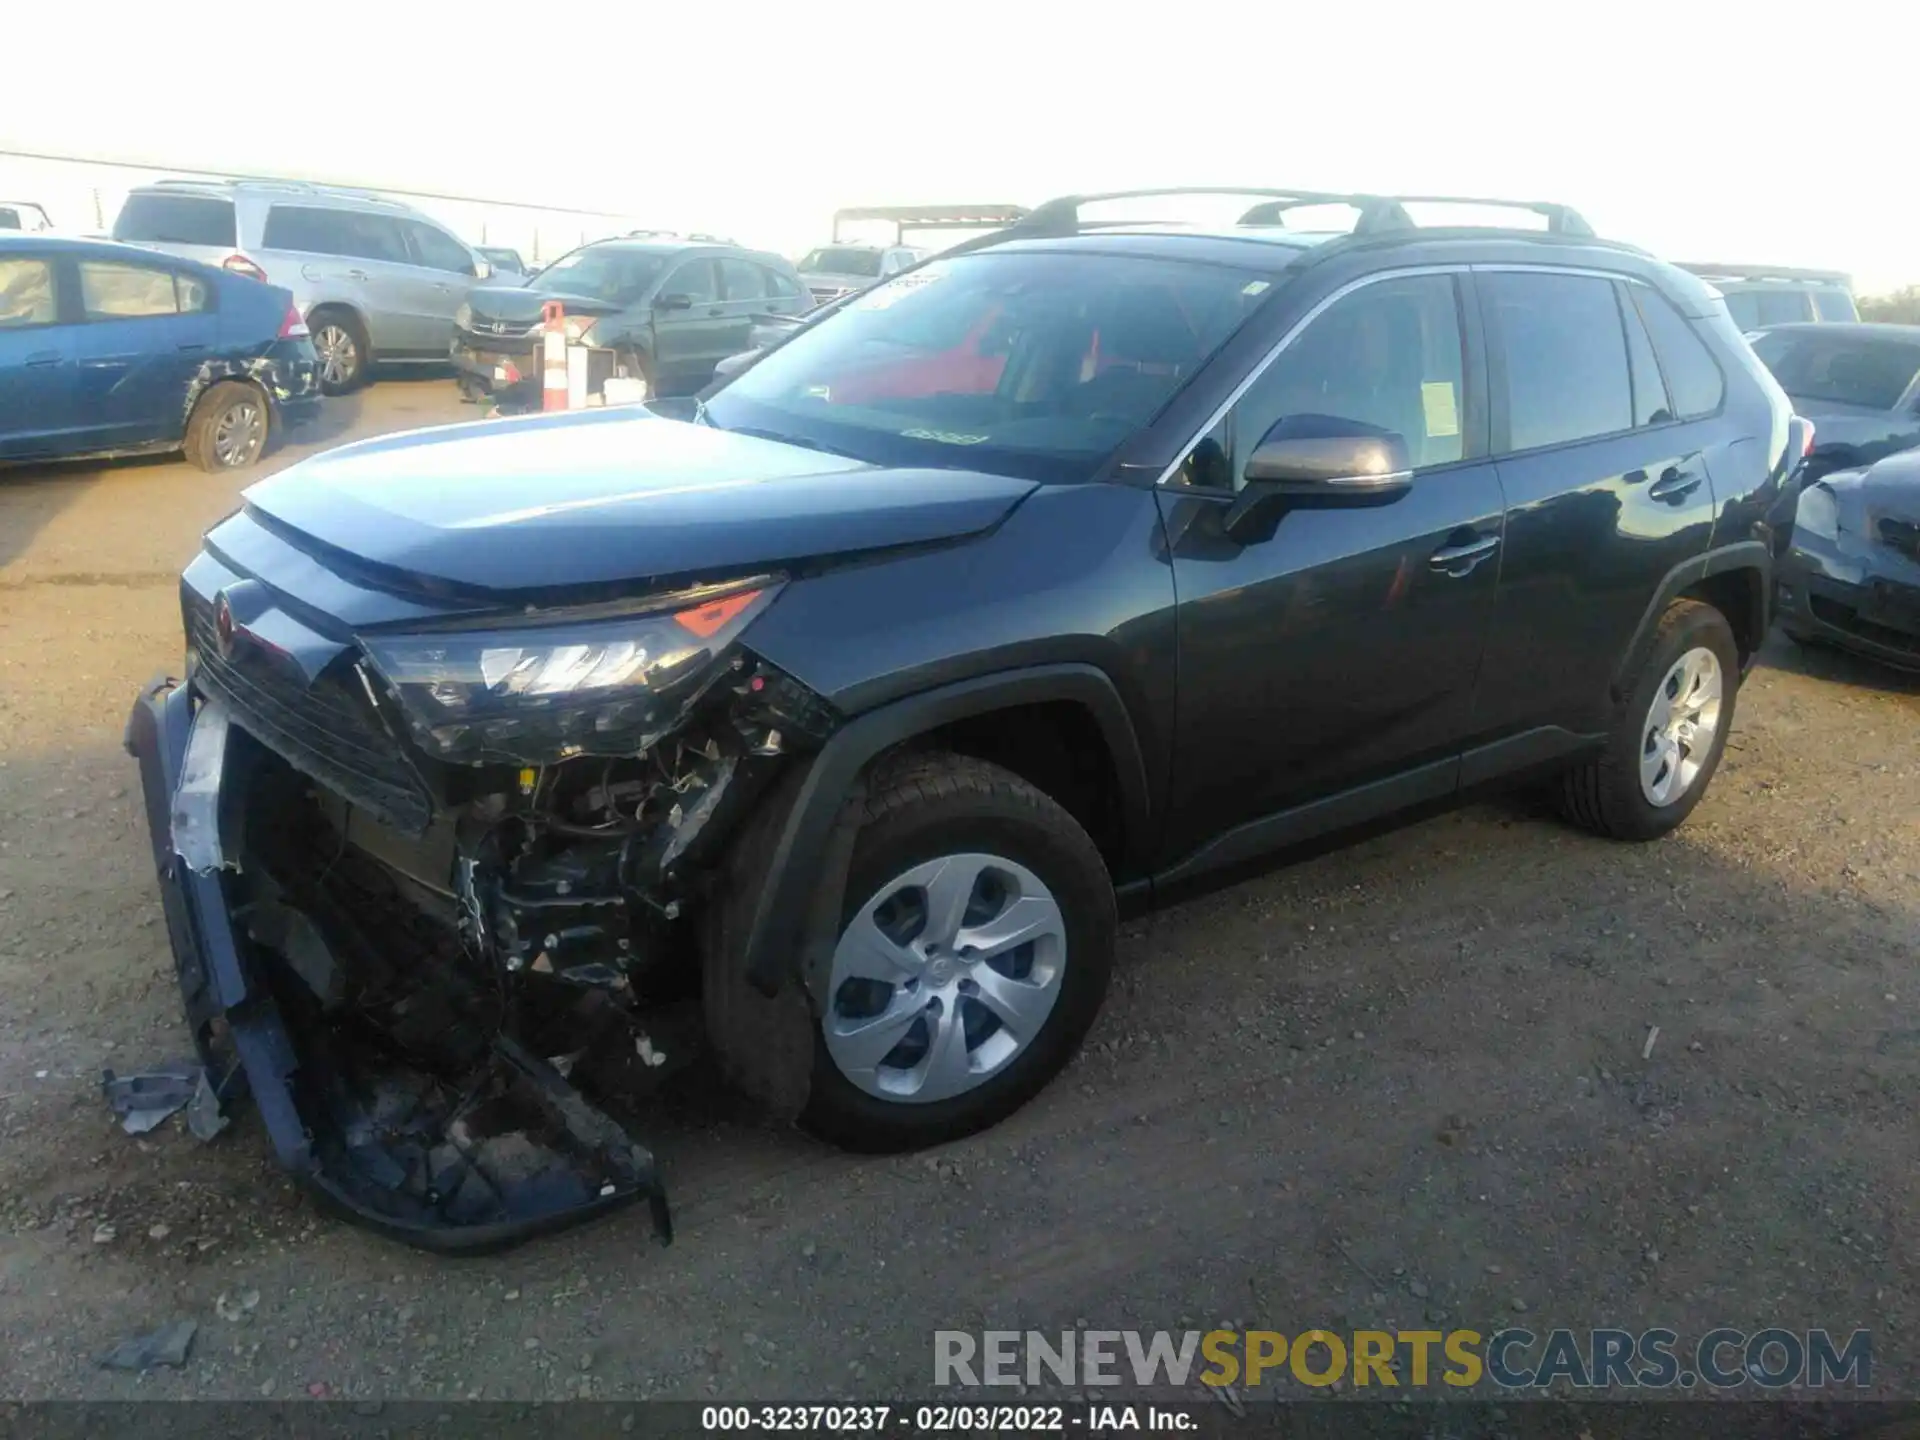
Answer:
[
  {"xmin": 127, "ymin": 186, "xmax": 1798, "ymax": 1251},
  {"xmin": 477, "ymin": 245, "xmax": 530, "ymax": 278},
  {"xmin": 1678, "ymin": 263, "xmax": 1858, "ymax": 331},
  {"xmin": 707, "ymin": 290, "xmax": 862, "ymax": 384},
  {"xmin": 112, "ymin": 179, "xmax": 493, "ymax": 395},
  {"xmin": 796, "ymin": 242, "xmax": 926, "ymax": 305},
  {"xmin": 0, "ymin": 201, "xmax": 55, "ymax": 233},
  {"xmin": 1750, "ymin": 324, "xmax": 1920, "ymax": 483},
  {"xmin": 0, "ymin": 235, "xmax": 319, "ymax": 472},
  {"xmin": 1779, "ymin": 449, "xmax": 1920, "ymax": 671},
  {"xmin": 453, "ymin": 236, "xmax": 809, "ymax": 401}
]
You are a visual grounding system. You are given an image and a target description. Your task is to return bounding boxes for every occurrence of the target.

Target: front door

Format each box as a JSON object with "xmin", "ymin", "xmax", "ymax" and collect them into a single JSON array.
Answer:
[
  {"xmin": 0, "ymin": 252, "xmax": 78, "ymax": 458},
  {"xmin": 68, "ymin": 257, "xmax": 219, "ymax": 450},
  {"xmin": 401, "ymin": 220, "xmax": 480, "ymax": 354},
  {"xmin": 1469, "ymin": 269, "xmax": 1720, "ymax": 751},
  {"xmin": 1158, "ymin": 271, "xmax": 1506, "ymax": 871},
  {"xmin": 651, "ymin": 259, "xmax": 727, "ymax": 393}
]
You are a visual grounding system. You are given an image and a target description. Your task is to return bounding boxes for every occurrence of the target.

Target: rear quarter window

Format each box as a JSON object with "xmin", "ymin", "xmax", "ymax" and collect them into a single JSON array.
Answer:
[
  {"xmin": 1630, "ymin": 288, "xmax": 1726, "ymax": 419},
  {"xmin": 113, "ymin": 193, "xmax": 237, "ymax": 247}
]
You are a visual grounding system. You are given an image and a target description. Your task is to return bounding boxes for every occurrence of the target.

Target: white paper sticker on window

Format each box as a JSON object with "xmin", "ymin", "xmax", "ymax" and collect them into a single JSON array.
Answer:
[
  {"xmin": 852, "ymin": 264, "xmax": 947, "ymax": 311},
  {"xmin": 1421, "ymin": 381, "xmax": 1460, "ymax": 439}
]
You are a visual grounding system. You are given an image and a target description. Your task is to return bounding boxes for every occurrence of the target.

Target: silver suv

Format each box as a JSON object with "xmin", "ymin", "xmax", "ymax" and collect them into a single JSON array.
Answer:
[
  {"xmin": 795, "ymin": 242, "xmax": 926, "ymax": 306},
  {"xmin": 112, "ymin": 179, "xmax": 492, "ymax": 393}
]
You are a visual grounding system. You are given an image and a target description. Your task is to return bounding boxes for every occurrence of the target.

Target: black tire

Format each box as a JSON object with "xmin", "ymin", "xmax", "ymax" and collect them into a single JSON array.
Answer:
[
  {"xmin": 309, "ymin": 307, "xmax": 369, "ymax": 394},
  {"xmin": 798, "ymin": 753, "xmax": 1116, "ymax": 1153},
  {"xmin": 1557, "ymin": 598, "xmax": 1740, "ymax": 841},
  {"xmin": 183, "ymin": 381, "xmax": 271, "ymax": 473}
]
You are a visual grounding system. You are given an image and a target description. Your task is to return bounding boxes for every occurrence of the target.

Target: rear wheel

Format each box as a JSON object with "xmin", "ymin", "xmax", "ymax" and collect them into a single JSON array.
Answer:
[
  {"xmin": 799, "ymin": 754, "xmax": 1116, "ymax": 1152},
  {"xmin": 184, "ymin": 381, "xmax": 270, "ymax": 473},
  {"xmin": 309, "ymin": 309, "xmax": 368, "ymax": 394},
  {"xmin": 1557, "ymin": 599, "xmax": 1739, "ymax": 841}
]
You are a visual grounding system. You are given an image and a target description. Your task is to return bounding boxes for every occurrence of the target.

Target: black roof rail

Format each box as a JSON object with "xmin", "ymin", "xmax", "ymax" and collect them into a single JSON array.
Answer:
[{"xmin": 1004, "ymin": 186, "xmax": 1596, "ymax": 240}]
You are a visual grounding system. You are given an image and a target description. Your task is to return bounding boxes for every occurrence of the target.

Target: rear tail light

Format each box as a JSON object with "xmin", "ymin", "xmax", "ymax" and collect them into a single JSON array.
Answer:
[
  {"xmin": 1801, "ymin": 419, "xmax": 1816, "ymax": 457},
  {"xmin": 222, "ymin": 253, "xmax": 268, "ymax": 282},
  {"xmin": 278, "ymin": 302, "xmax": 309, "ymax": 340}
]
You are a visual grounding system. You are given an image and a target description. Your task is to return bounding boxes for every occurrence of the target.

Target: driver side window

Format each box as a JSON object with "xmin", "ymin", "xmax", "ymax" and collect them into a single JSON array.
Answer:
[{"xmin": 1181, "ymin": 274, "xmax": 1467, "ymax": 491}]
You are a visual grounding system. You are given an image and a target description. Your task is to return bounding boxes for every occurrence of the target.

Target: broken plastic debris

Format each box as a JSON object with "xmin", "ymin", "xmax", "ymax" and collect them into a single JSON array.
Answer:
[
  {"xmin": 186, "ymin": 1068, "xmax": 230, "ymax": 1141},
  {"xmin": 102, "ymin": 1061, "xmax": 202, "ymax": 1135},
  {"xmin": 635, "ymin": 1037, "xmax": 668, "ymax": 1069},
  {"xmin": 98, "ymin": 1319, "xmax": 197, "ymax": 1372},
  {"xmin": 170, "ymin": 699, "xmax": 235, "ymax": 874}
]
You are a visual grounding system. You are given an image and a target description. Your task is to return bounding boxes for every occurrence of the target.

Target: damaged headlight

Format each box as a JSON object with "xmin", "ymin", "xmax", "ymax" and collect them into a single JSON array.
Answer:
[
  {"xmin": 360, "ymin": 581, "xmax": 780, "ymax": 765},
  {"xmin": 1796, "ymin": 482, "xmax": 1840, "ymax": 541}
]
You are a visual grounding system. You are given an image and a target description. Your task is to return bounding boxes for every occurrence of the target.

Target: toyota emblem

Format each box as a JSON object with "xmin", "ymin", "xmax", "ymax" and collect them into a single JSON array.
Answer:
[{"xmin": 214, "ymin": 592, "xmax": 235, "ymax": 659}]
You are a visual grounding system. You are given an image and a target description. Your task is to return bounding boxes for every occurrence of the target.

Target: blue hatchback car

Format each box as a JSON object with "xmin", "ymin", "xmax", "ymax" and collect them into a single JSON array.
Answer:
[{"xmin": 0, "ymin": 235, "xmax": 321, "ymax": 472}]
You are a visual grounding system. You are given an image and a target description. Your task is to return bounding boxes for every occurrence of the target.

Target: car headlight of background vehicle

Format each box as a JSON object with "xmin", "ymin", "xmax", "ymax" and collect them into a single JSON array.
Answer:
[
  {"xmin": 360, "ymin": 581, "xmax": 780, "ymax": 765},
  {"xmin": 454, "ymin": 301, "xmax": 473, "ymax": 331},
  {"xmin": 1795, "ymin": 482, "xmax": 1840, "ymax": 541}
]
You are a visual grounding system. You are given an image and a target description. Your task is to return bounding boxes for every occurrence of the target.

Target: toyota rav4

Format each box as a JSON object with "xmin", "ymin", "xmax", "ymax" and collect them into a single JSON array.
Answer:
[{"xmin": 126, "ymin": 188, "xmax": 1802, "ymax": 1251}]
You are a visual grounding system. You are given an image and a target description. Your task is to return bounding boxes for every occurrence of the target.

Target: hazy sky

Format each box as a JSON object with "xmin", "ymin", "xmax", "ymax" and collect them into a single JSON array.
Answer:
[{"xmin": 7, "ymin": 0, "xmax": 1917, "ymax": 291}]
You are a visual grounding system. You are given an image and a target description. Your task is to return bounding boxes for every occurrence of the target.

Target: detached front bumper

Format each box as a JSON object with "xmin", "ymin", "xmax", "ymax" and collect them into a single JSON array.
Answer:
[
  {"xmin": 124, "ymin": 676, "xmax": 672, "ymax": 1253},
  {"xmin": 1777, "ymin": 530, "xmax": 1920, "ymax": 673},
  {"xmin": 451, "ymin": 335, "xmax": 540, "ymax": 400}
]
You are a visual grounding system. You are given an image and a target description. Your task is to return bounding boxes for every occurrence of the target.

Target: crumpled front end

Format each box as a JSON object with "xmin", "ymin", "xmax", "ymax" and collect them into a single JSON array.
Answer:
[{"xmin": 124, "ymin": 550, "xmax": 841, "ymax": 1252}]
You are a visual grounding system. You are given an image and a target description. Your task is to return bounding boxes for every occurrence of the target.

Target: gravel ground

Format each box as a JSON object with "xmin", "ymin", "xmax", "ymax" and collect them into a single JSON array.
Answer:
[{"xmin": 1, "ymin": 379, "xmax": 1916, "ymax": 1403}]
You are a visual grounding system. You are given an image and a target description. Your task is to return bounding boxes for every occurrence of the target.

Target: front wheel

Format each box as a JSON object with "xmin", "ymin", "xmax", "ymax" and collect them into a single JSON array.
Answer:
[
  {"xmin": 1557, "ymin": 598, "xmax": 1740, "ymax": 841},
  {"xmin": 799, "ymin": 754, "xmax": 1116, "ymax": 1152}
]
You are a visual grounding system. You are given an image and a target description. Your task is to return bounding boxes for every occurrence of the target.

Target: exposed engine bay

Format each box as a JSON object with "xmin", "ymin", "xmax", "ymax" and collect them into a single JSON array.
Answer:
[{"xmin": 154, "ymin": 643, "xmax": 840, "ymax": 1250}]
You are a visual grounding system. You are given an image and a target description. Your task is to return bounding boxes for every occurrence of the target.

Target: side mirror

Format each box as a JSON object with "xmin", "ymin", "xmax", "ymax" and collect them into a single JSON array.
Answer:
[
  {"xmin": 655, "ymin": 292, "xmax": 693, "ymax": 312},
  {"xmin": 472, "ymin": 257, "xmax": 492, "ymax": 280},
  {"xmin": 1223, "ymin": 419, "xmax": 1413, "ymax": 543}
]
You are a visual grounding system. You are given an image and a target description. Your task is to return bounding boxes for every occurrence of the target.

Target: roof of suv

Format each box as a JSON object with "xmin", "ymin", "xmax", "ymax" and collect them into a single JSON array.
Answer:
[{"xmin": 127, "ymin": 178, "xmax": 424, "ymax": 217}]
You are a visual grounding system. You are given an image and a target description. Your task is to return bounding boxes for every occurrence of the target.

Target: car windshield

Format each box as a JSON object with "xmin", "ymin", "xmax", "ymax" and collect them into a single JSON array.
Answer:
[
  {"xmin": 1751, "ymin": 331, "xmax": 1920, "ymax": 411},
  {"xmin": 801, "ymin": 247, "xmax": 883, "ymax": 277},
  {"xmin": 703, "ymin": 250, "xmax": 1277, "ymax": 483},
  {"xmin": 529, "ymin": 248, "xmax": 665, "ymax": 305}
]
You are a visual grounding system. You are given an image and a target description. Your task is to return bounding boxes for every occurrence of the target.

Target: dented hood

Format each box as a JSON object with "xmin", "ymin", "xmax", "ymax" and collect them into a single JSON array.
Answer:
[{"xmin": 241, "ymin": 407, "xmax": 1038, "ymax": 595}]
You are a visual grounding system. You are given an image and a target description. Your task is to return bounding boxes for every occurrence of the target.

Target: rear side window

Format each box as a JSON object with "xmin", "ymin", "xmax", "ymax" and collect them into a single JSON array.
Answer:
[
  {"xmin": 719, "ymin": 258, "xmax": 766, "ymax": 301},
  {"xmin": 405, "ymin": 220, "xmax": 474, "ymax": 274},
  {"xmin": 1485, "ymin": 271, "xmax": 1632, "ymax": 452},
  {"xmin": 113, "ymin": 193, "xmax": 237, "ymax": 247},
  {"xmin": 1723, "ymin": 288, "xmax": 1813, "ymax": 329},
  {"xmin": 1631, "ymin": 289, "xmax": 1725, "ymax": 419},
  {"xmin": 0, "ymin": 258, "xmax": 57, "ymax": 327},
  {"xmin": 79, "ymin": 261, "xmax": 181, "ymax": 318},
  {"xmin": 1814, "ymin": 287, "xmax": 1859, "ymax": 322},
  {"xmin": 262, "ymin": 205, "xmax": 409, "ymax": 263}
]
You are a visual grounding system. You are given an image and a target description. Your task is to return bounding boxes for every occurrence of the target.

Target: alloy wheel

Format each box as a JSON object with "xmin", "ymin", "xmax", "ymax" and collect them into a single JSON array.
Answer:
[
  {"xmin": 1640, "ymin": 646, "xmax": 1724, "ymax": 806},
  {"xmin": 824, "ymin": 853, "xmax": 1067, "ymax": 1104},
  {"xmin": 210, "ymin": 398, "xmax": 266, "ymax": 469},
  {"xmin": 314, "ymin": 325, "xmax": 358, "ymax": 388}
]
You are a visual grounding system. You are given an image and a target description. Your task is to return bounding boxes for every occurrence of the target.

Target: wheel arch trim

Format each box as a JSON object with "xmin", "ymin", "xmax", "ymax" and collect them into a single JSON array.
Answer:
[
  {"xmin": 1611, "ymin": 540, "xmax": 1772, "ymax": 695},
  {"xmin": 739, "ymin": 663, "xmax": 1150, "ymax": 996}
]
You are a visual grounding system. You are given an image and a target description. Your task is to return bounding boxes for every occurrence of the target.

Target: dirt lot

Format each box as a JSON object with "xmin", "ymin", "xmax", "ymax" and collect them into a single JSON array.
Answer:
[{"xmin": 1, "ymin": 377, "xmax": 1917, "ymax": 1404}]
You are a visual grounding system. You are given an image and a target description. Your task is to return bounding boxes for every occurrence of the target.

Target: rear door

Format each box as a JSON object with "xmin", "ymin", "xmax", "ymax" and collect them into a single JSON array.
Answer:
[
  {"xmin": 1469, "ymin": 268, "xmax": 1720, "ymax": 757},
  {"xmin": 0, "ymin": 252, "xmax": 80, "ymax": 458},
  {"xmin": 68, "ymin": 257, "xmax": 220, "ymax": 449},
  {"xmin": 716, "ymin": 257, "xmax": 772, "ymax": 353},
  {"xmin": 259, "ymin": 206, "xmax": 416, "ymax": 354},
  {"xmin": 400, "ymin": 220, "xmax": 481, "ymax": 353},
  {"xmin": 652, "ymin": 258, "xmax": 726, "ymax": 391}
]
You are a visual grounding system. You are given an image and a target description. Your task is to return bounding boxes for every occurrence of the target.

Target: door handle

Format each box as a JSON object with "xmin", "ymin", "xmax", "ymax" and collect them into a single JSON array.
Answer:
[
  {"xmin": 178, "ymin": 343, "xmax": 208, "ymax": 354},
  {"xmin": 1428, "ymin": 534, "xmax": 1501, "ymax": 575},
  {"xmin": 345, "ymin": 269, "xmax": 370, "ymax": 281},
  {"xmin": 707, "ymin": 307, "xmax": 725, "ymax": 317},
  {"xmin": 1648, "ymin": 467, "xmax": 1702, "ymax": 503},
  {"xmin": 25, "ymin": 350, "xmax": 62, "ymax": 367}
]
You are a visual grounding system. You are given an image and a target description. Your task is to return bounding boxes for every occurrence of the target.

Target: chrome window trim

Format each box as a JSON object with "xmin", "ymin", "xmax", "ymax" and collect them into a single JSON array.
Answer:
[{"xmin": 1154, "ymin": 264, "xmax": 1468, "ymax": 489}]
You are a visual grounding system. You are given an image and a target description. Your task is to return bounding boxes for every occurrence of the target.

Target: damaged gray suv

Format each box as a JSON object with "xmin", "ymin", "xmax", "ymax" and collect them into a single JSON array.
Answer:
[{"xmin": 127, "ymin": 187, "xmax": 1800, "ymax": 1251}]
